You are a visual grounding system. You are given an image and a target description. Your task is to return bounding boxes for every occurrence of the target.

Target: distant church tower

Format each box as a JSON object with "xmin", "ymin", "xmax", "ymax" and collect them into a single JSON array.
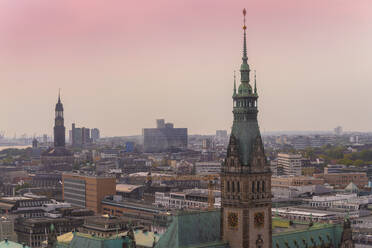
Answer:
[
  {"xmin": 54, "ymin": 91, "xmax": 65, "ymax": 147},
  {"xmin": 221, "ymin": 9, "xmax": 272, "ymax": 248}
]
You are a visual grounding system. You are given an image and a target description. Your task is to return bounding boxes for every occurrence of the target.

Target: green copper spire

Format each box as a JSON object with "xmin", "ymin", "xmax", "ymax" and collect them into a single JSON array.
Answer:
[
  {"xmin": 228, "ymin": 9, "xmax": 265, "ymax": 167},
  {"xmin": 240, "ymin": 8, "xmax": 250, "ymax": 84}
]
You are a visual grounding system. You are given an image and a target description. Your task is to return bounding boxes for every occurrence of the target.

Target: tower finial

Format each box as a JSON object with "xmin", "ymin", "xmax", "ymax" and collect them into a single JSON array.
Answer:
[
  {"xmin": 233, "ymin": 71, "xmax": 237, "ymax": 96},
  {"xmin": 254, "ymin": 70, "xmax": 257, "ymax": 94},
  {"xmin": 242, "ymin": 8, "xmax": 247, "ymax": 59},
  {"xmin": 239, "ymin": 8, "xmax": 250, "ymax": 83},
  {"xmin": 58, "ymin": 89, "xmax": 61, "ymax": 103}
]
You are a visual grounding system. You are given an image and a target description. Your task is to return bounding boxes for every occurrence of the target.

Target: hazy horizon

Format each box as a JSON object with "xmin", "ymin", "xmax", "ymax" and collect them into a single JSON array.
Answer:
[{"xmin": 1, "ymin": 0, "xmax": 372, "ymax": 137}]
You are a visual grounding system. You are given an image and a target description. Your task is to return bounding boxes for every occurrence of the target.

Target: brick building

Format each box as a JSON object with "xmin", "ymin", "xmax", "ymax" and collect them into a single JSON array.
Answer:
[
  {"xmin": 62, "ymin": 173, "xmax": 116, "ymax": 213},
  {"xmin": 314, "ymin": 172, "xmax": 368, "ymax": 189}
]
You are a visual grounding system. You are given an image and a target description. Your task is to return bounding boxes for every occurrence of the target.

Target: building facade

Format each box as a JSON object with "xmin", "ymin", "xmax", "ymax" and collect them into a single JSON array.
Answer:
[
  {"xmin": 70, "ymin": 124, "xmax": 93, "ymax": 147},
  {"xmin": 0, "ymin": 215, "xmax": 17, "ymax": 242},
  {"xmin": 62, "ymin": 173, "xmax": 116, "ymax": 213},
  {"xmin": 314, "ymin": 172, "xmax": 368, "ymax": 189},
  {"xmin": 221, "ymin": 9, "xmax": 272, "ymax": 248},
  {"xmin": 143, "ymin": 119, "xmax": 188, "ymax": 153},
  {"xmin": 277, "ymin": 153, "xmax": 302, "ymax": 176}
]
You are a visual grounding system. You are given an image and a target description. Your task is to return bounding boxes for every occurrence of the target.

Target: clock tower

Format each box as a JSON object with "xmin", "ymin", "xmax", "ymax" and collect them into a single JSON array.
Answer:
[
  {"xmin": 54, "ymin": 90, "xmax": 65, "ymax": 147},
  {"xmin": 221, "ymin": 9, "xmax": 272, "ymax": 248}
]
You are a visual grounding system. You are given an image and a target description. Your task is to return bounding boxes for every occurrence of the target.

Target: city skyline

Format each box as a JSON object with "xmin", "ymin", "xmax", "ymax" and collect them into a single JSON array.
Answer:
[{"xmin": 1, "ymin": 0, "xmax": 372, "ymax": 137}]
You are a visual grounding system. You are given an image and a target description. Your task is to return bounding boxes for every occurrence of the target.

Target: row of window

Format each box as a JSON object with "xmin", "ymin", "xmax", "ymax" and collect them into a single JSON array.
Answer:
[
  {"xmin": 225, "ymin": 180, "xmax": 266, "ymax": 193},
  {"xmin": 233, "ymin": 113, "xmax": 256, "ymax": 121},
  {"xmin": 233, "ymin": 99, "xmax": 257, "ymax": 108}
]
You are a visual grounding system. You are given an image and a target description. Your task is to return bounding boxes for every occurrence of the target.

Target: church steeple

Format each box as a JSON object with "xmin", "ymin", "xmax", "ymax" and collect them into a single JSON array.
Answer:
[{"xmin": 54, "ymin": 90, "xmax": 65, "ymax": 147}]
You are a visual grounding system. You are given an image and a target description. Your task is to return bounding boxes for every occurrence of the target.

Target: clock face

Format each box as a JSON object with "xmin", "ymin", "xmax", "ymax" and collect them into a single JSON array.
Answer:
[
  {"xmin": 254, "ymin": 212, "xmax": 265, "ymax": 228},
  {"xmin": 228, "ymin": 212, "xmax": 238, "ymax": 228}
]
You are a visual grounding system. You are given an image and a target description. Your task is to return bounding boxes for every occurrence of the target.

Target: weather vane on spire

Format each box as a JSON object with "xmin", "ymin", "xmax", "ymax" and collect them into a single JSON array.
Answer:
[{"xmin": 243, "ymin": 8, "xmax": 247, "ymax": 30}]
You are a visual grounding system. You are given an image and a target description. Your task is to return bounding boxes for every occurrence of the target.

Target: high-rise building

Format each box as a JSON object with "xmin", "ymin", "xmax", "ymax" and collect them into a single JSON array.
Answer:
[
  {"xmin": 143, "ymin": 119, "xmax": 187, "ymax": 153},
  {"xmin": 70, "ymin": 124, "xmax": 94, "ymax": 147},
  {"xmin": 221, "ymin": 9, "xmax": 272, "ymax": 248},
  {"xmin": 334, "ymin": 126, "xmax": 343, "ymax": 135},
  {"xmin": 91, "ymin": 128, "xmax": 100, "ymax": 142},
  {"xmin": 62, "ymin": 173, "xmax": 116, "ymax": 213},
  {"xmin": 54, "ymin": 91, "xmax": 65, "ymax": 147},
  {"xmin": 216, "ymin": 130, "xmax": 228, "ymax": 139},
  {"xmin": 156, "ymin": 119, "xmax": 165, "ymax": 129},
  {"xmin": 277, "ymin": 153, "xmax": 302, "ymax": 176}
]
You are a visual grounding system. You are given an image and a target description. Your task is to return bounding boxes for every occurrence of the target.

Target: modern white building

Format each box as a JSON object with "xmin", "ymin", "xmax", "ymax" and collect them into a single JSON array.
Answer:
[
  {"xmin": 0, "ymin": 216, "xmax": 17, "ymax": 242},
  {"xmin": 194, "ymin": 162, "xmax": 221, "ymax": 175},
  {"xmin": 277, "ymin": 153, "xmax": 302, "ymax": 176},
  {"xmin": 154, "ymin": 189, "xmax": 221, "ymax": 210}
]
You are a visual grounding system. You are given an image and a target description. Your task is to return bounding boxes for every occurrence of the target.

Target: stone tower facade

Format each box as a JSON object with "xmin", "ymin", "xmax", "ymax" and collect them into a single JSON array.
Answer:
[
  {"xmin": 221, "ymin": 9, "xmax": 272, "ymax": 248},
  {"xmin": 54, "ymin": 91, "xmax": 66, "ymax": 147}
]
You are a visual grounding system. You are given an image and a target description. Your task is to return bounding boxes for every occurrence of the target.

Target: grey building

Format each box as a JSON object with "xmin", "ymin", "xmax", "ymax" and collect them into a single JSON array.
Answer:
[
  {"xmin": 91, "ymin": 128, "xmax": 100, "ymax": 142},
  {"xmin": 70, "ymin": 123, "xmax": 92, "ymax": 147},
  {"xmin": 62, "ymin": 177, "xmax": 86, "ymax": 208},
  {"xmin": 143, "ymin": 119, "xmax": 188, "ymax": 153},
  {"xmin": 0, "ymin": 215, "xmax": 17, "ymax": 242}
]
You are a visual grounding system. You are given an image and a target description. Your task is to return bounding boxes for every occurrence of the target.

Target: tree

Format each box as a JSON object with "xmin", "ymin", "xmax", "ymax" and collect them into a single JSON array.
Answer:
[{"xmin": 353, "ymin": 160, "xmax": 364, "ymax": 166}]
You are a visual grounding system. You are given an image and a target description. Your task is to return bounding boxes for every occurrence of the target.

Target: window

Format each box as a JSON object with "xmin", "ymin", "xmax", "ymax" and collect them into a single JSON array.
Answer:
[
  {"xmin": 252, "ymin": 181, "xmax": 255, "ymax": 193},
  {"xmin": 237, "ymin": 181, "xmax": 240, "ymax": 193},
  {"xmin": 227, "ymin": 181, "xmax": 230, "ymax": 192}
]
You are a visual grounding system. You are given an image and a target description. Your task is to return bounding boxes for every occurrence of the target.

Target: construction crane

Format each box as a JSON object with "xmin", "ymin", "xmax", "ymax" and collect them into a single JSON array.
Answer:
[{"xmin": 208, "ymin": 178, "xmax": 216, "ymax": 210}]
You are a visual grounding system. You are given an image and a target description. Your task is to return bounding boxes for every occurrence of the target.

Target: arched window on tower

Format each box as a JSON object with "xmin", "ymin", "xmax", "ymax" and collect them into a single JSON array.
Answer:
[
  {"xmin": 262, "ymin": 181, "xmax": 265, "ymax": 192},
  {"xmin": 232, "ymin": 181, "xmax": 235, "ymax": 193},
  {"xmin": 227, "ymin": 181, "xmax": 230, "ymax": 192},
  {"xmin": 257, "ymin": 181, "xmax": 260, "ymax": 193},
  {"xmin": 237, "ymin": 181, "xmax": 240, "ymax": 193},
  {"xmin": 252, "ymin": 181, "xmax": 255, "ymax": 193}
]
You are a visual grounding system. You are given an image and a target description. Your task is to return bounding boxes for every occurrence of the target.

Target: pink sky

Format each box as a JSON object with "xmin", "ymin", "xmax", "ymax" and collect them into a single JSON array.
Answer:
[{"xmin": 1, "ymin": 0, "xmax": 372, "ymax": 136}]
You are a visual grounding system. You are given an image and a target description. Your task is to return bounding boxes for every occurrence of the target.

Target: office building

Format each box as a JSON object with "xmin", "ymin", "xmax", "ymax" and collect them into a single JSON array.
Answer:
[
  {"xmin": 216, "ymin": 130, "xmax": 228, "ymax": 139},
  {"xmin": 0, "ymin": 215, "xmax": 17, "ymax": 242},
  {"xmin": 194, "ymin": 162, "xmax": 221, "ymax": 175},
  {"xmin": 143, "ymin": 119, "xmax": 187, "ymax": 153},
  {"xmin": 62, "ymin": 173, "xmax": 116, "ymax": 213},
  {"xmin": 314, "ymin": 172, "xmax": 368, "ymax": 189},
  {"xmin": 91, "ymin": 128, "xmax": 100, "ymax": 142},
  {"xmin": 70, "ymin": 124, "xmax": 92, "ymax": 147},
  {"xmin": 277, "ymin": 153, "xmax": 302, "ymax": 176}
]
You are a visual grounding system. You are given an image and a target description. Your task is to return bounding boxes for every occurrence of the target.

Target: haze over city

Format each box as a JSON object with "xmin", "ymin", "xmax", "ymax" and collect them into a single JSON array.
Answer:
[{"xmin": 1, "ymin": 0, "xmax": 372, "ymax": 137}]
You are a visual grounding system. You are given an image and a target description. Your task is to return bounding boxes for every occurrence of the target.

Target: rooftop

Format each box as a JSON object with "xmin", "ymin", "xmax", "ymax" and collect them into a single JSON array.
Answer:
[
  {"xmin": 116, "ymin": 184, "xmax": 143, "ymax": 193},
  {"xmin": 0, "ymin": 241, "xmax": 30, "ymax": 248}
]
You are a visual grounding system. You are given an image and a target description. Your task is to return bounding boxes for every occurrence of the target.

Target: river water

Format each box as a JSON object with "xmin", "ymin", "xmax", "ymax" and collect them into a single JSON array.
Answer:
[{"xmin": 0, "ymin": 145, "xmax": 31, "ymax": 152}]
